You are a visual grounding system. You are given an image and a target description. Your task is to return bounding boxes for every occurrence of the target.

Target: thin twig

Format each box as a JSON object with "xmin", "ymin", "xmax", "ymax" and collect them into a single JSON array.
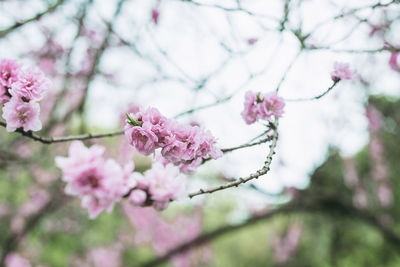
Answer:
[
  {"xmin": 188, "ymin": 121, "xmax": 279, "ymax": 198},
  {"xmin": 0, "ymin": 0, "xmax": 66, "ymax": 38},
  {"xmin": 0, "ymin": 121, "xmax": 123, "ymax": 144},
  {"xmin": 285, "ymin": 80, "xmax": 340, "ymax": 102}
]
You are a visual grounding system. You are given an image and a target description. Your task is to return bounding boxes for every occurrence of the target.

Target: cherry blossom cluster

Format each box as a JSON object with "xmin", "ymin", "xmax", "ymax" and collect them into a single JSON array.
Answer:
[
  {"xmin": 0, "ymin": 58, "xmax": 50, "ymax": 132},
  {"xmin": 330, "ymin": 62, "xmax": 355, "ymax": 81},
  {"xmin": 55, "ymin": 141, "xmax": 136, "ymax": 219},
  {"xmin": 129, "ymin": 162, "xmax": 185, "ymax": 210},
  {"xmin": 124, "ymin": 107, "xmax": 222, "ymax": 174},
  {"xmin": 241, "ymin": 91, "xmax": 285, "ymax": 125},
  {"xmin": 56, "ymin": 141, "xmax": 186, "ymax": 218}
]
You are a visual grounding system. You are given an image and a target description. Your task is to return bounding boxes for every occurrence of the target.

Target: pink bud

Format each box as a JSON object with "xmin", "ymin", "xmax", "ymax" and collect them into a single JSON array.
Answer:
[{"xmin": 129, "ymin": 189, "xmax": 147, "ymax": 206}]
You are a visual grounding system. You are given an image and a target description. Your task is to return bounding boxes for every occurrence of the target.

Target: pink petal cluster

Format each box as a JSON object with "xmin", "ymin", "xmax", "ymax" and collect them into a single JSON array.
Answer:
[
  {"xmin": 124, "ymin": 206, "xmax": 211, "ymax": 267},
  {"xmin": 128, "ymin": 163, "xmax": 185, "ymax": 210},
  {"xmin": 241, "ymin": 91, "xmax": 285, "ymax": 124},
  {"xmin": 124, "ymin": 107, "xmax": 222, "ymax": 173},
  {"xmin": 2, "ymin": 98, "xmax": 42, "ymax": 132},
  {"xmin": 10, "ymin": 67, "xmax": 50, "ymax": 101},
  {"xmin": 1, "ymin": 58, "xmax": 50, "ymax": 132},
  {"xmin": 330, "ymin": 62, "xmax": 355, "ymax": 81},
  {"xmin": 5, "ymin": 253, "xmax": 31, "ymax": 267},
  {"xmin": 0, "ymin": 59, "xmax": 20, "ymax": 104},
  {"xmin": 55, "ymin": 141, "xmax": 135, "ymax": 219}
]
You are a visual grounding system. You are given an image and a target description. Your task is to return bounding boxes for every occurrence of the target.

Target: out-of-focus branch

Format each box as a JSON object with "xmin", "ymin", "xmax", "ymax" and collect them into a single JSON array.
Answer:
[
  {"xmin": 285, "ymin": 80, "xmax": 340, "ymax": 102},
  {"xmin": 188, "ymin": 121, "xmax": 279, "ymax": 198},
  {"xmin": 0, "ymin": 0, "xmax": 66, "ymax": 38},
  {"xmin": 0, "ymin": 191, "xmax": 68, "ymax": 266},
  {"xmin": 141, "ymin": 198, "xmax": 400, "ymax": 267}
]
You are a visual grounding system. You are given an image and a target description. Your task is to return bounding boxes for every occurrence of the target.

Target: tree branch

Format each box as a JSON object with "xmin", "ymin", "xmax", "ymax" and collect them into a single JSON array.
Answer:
[
  {"xmin": 188, "ymin": 121, "xmax": 279, "ymax": 198},
  {"xmin": 0, "ymin": 121, "xmax": 124, "ymax": 144},
  {"xmin": 0, "ymin": 0, "xmax": 66, "ymax": 38}
]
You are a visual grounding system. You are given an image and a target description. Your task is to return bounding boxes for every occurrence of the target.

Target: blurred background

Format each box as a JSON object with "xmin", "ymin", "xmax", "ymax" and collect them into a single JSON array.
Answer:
[{"xmin": 0, "ymin": 0, "xmax": 400, "ymax": 266}]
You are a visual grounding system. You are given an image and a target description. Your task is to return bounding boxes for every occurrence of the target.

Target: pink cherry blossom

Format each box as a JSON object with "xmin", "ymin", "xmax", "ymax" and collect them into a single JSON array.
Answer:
[
  {"xmin": 389, "ymin": 52, "xmax": 400, "ymax": 72},
  {"xmin": 128, "ymin": 163, "xmax": 185, "ymax": 210},
  {"xmin": 241, "ymin": 91, "xmax": 285, "ymax": 124},
  {"xmin": 124, "ymin": 107, "xmax": 221, "ymax": 173},
  {"xmin": 129, "ymin": 189, "xmax": 147, "ymax": 206},
  {"xmin": 124, "ymin": 123, "xmax": 158, "ymax": 155},
  {"xmin": 257, "ymin": 92, "xmax": 285, "ymax": 120},
  {"xmin": 0, "ymin": 58, "xmax": 21, "ymax": 104},
  {"xmin": 55, "ymin": 141, "xmax": 135, "ymax": 219},
  {"xmin": 2, "ymin": 98, "xmax": 42, "ymax": 132},
  {"xmin": 241, "ymin": 91, "xmax": 258, "ymax": 124},
  {"xmin": 10, "ymin": 67, "xmax": 50, "ymax": 101},
  {"xmin": 331, "ymin": 62, "xmax": 355, "ymax": 81},
  {"xmin": 152, "ymin": 8, "xmax": 160, "ymax": 25},
  {"xmin": 5, "ymin": 253, "xmax": 31, "ymax": 267}
]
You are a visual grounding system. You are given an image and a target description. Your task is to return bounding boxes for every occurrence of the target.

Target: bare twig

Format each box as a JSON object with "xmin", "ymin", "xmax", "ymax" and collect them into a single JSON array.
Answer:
[
  {"xmin": 188, "ymin": 121, "xmax": 279, "ymax": 198},
  {"xmin": 0, "ymin": 0, "xmax": 66, "ymax": 38},
  {"xmin": 0, "ymin": 121, "xmax": 123, "ymax": 144}
]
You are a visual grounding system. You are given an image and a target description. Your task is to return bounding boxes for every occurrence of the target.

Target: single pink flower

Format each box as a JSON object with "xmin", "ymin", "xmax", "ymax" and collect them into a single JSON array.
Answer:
[
  {"xmin": 10, "ymin": 67, "xmax": 50, "ymax": 101},
  {"xmin": 129, "ymin": 189, "xmax": 147, "ymax": 206},
  {"xmin": 2, "ymin": 98, "xmax": 42, "ymax": 132},
  {"xmin": 241, "ymin": 91, "xmax": 285, "ymax": 124},
  {"xmin": 257, "ymin": 92, "xmax": 285, "ymax": 120},
  {"xmin": 331, "ymin": 62, "xmax": 355, "ymax": 81},
  {"xmin": 124, "ymin": 123, "xmax": 159, "ymax": 155}
]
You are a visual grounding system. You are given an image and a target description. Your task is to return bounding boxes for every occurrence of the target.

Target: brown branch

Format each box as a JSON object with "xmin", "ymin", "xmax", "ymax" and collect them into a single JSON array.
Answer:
[
  {"xmin": 141, "ymin": 198, "xmax": 400, "ymax": 267},
  {"xmin": 285, "ymin": 80, "xmax": 340, "ymax": 102},
  {"xmin": 0, "ymin": 0, "xmax": 66, "ymax": 38},
  {"xmin": 0, "ymin": 121, "xmax": 123, "ymax": 144}
]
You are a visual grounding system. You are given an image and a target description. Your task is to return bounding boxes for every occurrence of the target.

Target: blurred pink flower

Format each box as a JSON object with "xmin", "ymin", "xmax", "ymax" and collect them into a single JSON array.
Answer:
[
  {"xmin": 152, "ymin": 8, "xmax": 160, "ymax": 25},
  {"xmin": 2, "ymin": 98, "xmax": 42, "ymax": 132},
  {"xmin": 128, "ymin": 163, "xmax": 185, "ymax": 210},
  {"xmin": 5, "ymin": 253, "xmax": 31, "ymax": 267},
  {"xmin": 247, "ymin": 38, "xmax": 258, "ymax": 45},
  {"xmin": 389, "ymin": 52, "xmax": 400, "ymax": 72},
  {"xmin": 0, "ymin": 58, "xmax": 21, "ymax": 104},
  {"xmin": 366, "ymin": 104, "xmax": 383, "ymax": 132},
  {"xmin": 88, "ymin": 247, "xmax": 122, "ymax": 267},
  {"xmin": 377, "ymin": 182, "xmax": 393, "ymax": 208},
  {"xmin": 273, "ymin": 224, "xmax": 302, "ymax": 264},
  {"xmin": 331, "ymin": 62, "xmax": 355, "ymax": 81},
  {"xmin": 55, "ymin": 141, "xmax": 135, "ymax": 219}
]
